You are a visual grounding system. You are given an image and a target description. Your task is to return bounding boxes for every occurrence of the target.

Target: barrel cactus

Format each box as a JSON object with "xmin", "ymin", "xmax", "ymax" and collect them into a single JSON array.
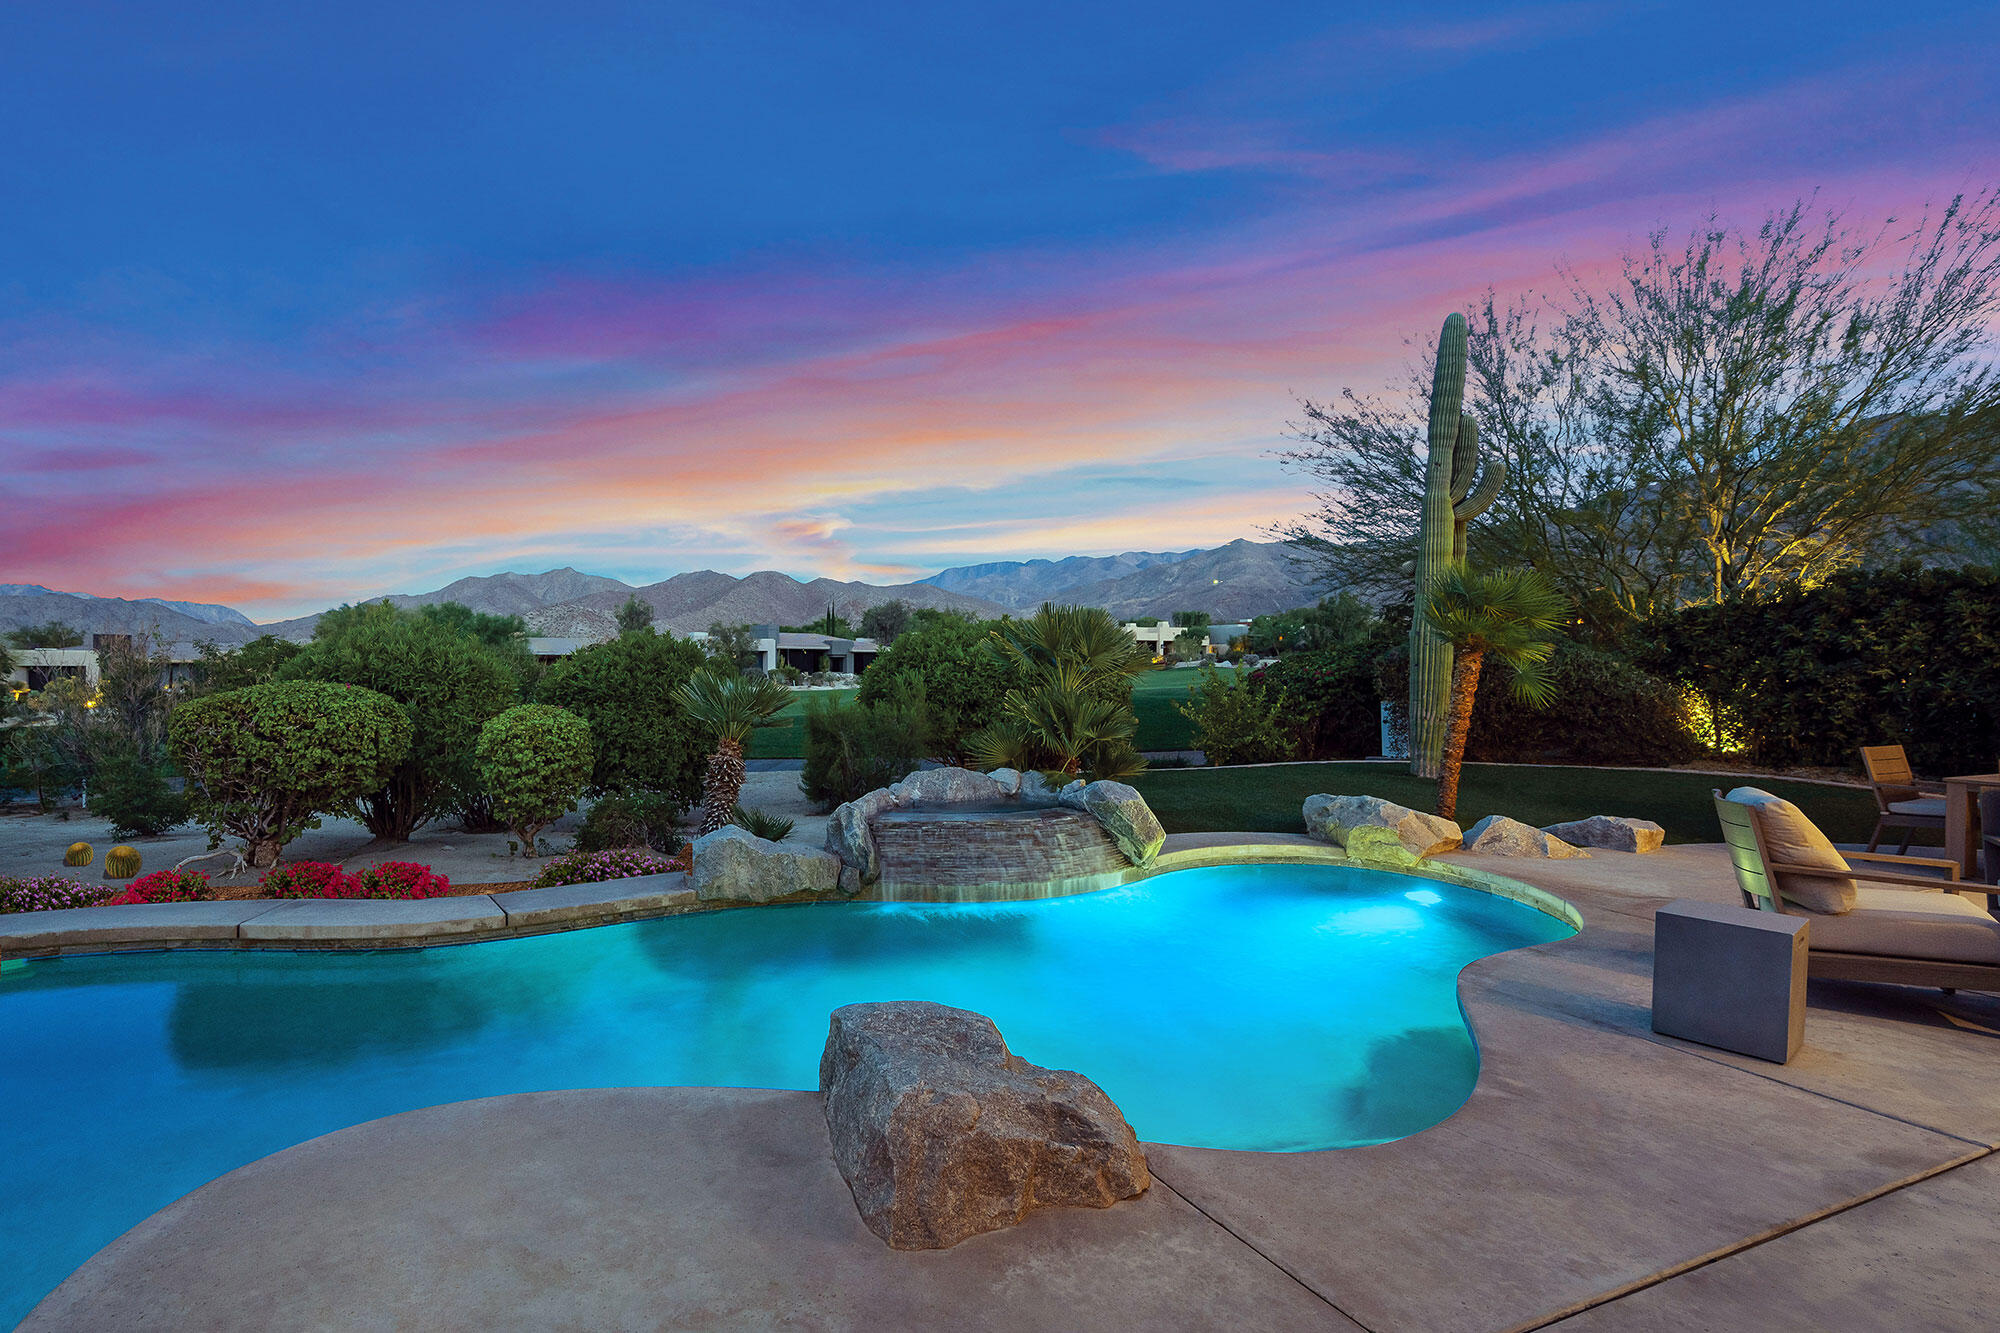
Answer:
[
  {"xmin": 63, "ymin": 842, "xmax": 94, "ymax": 868},
  {"xmin": 104, "ymin": 845, "xmax": 143, "ymax": 880},
  {"xmin": 1407, "ymin": 313, "xmax": 1507, "ymax": 779}
]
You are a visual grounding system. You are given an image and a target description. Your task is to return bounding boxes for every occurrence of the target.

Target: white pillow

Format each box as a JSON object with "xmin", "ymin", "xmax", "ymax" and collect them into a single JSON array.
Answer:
[{"xmin": 1726, "ymin": 787, "xmax": 1856, "ymax": 914}]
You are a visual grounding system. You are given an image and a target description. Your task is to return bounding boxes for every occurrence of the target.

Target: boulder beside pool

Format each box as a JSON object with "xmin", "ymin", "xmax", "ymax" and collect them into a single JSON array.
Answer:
[
  {"xmin": 692, "ymin": 825, "xmax": 845, "ymax": 903},
  {"xmin": 819, "ymin": 1000, "xmax": 1150, "ymax": 1250},
  {"xmin": 1304, "ymin": 794, "xmax": 1462, "ymax": 859},
  {"xmin": 1541, "ymin": 815, "xmax": 1666, "ymax": 853},
  {"xmin": 1463, "ymin": 815, "xmax": 1589, "ymax": 859}
]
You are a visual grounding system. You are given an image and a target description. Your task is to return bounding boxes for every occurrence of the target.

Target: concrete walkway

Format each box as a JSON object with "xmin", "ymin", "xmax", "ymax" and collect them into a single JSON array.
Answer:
[{"xmin": 26, "ymin": 844, "xmax": 2000, "ymax": 1330}]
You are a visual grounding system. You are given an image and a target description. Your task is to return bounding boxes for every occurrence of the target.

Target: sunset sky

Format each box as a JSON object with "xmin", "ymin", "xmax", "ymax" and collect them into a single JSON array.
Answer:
[{"xmin": 4, "ymin": 2, "xmax": 1997, "ymax": 619}]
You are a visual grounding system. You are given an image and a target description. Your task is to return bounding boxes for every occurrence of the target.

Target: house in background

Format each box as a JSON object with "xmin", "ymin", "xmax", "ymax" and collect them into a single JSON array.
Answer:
[
  {"xmin": 744, "ymin": 626, "xmax": 881, "ymax": 674},
  {"xmin": 1121, "ymin": 622, "xmax": 1249, "ymax": 658}
]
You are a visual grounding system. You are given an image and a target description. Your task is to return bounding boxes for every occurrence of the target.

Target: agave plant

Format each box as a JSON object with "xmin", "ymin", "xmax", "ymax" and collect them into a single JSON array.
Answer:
[
  {"xmin": 1419, "ymin": 566, "xmax": 1568, "ymax": 820},
  {"xmin": 673, "ymin": 670, "xmax": 795, "ymax": 836}
]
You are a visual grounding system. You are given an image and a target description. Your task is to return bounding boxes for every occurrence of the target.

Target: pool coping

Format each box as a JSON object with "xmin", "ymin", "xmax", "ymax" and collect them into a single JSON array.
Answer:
[{"xmin": 0, "ymin": 834, "xmax": 1577, "ymax": 961}]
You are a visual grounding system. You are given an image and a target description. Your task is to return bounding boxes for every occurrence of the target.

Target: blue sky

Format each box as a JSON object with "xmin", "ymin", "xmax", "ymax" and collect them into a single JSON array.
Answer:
[{"xmin": 3, "ymin": 1, "xmax": 1995, "ymax": 615}]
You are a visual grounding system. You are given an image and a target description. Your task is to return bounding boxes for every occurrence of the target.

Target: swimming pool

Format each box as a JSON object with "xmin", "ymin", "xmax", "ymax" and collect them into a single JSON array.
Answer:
[{"xmin": 1, "ymin": 862, "xmax": 1571, "ymax": 1323}]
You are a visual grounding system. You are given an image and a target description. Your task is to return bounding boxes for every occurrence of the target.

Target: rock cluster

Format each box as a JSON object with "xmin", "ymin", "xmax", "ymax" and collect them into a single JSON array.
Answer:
[
  {"xmin": 691, "ymin": 825, "xmax": 844, "ymax": 903},
  {"xmin": 1541, "ymin": 815, "xmax": 1666, "ymax": 853},
  {"xmin": 1303, "ymin": 794, "xmax": 1463, "ymax": 860},
  {"xmin": 1462, "ymin": 815, "xmax": 1588, "ymax": 859},
  {"xmin": 825, "ymin": 768, "xmax": 1167, "ymax": 887},
  {"xmin": 819, "ymin": 1001, "xmax": 1149, "ymax": 1249}
]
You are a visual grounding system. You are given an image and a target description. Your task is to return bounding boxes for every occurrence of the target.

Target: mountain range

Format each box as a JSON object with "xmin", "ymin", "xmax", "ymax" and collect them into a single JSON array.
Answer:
[{"xmin": 0, "ymin": 541, "xmax": 1322, "ymax": 647}]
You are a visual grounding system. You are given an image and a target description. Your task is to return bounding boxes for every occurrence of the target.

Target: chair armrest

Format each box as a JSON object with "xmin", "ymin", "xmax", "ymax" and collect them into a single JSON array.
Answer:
[
  {"xmin": 1768, "ymin": 860, "xmax": 1950, "ymax": 891},
  {"xmin": 1844, "ymin": 850, "xmax": 1961, "ymax": 881}
]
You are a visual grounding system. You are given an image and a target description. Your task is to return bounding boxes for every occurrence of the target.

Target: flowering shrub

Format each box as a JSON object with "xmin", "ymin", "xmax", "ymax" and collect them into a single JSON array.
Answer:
[
  {"xmin": 349, "ymin": 862, "xmax": 450, "ymax": 899},
  {"xmin": 108, "ymin": 869, "xmax": 214, "ymax": 905},
  {"xmin": 255, "ymin": 860, "xmax": 450, "ymax": 899},
  {"xmin": 530, "ymin": 846, "xmax": 684, "ymax": 889},
  {"xmin": 257, "ymin": 862, "xmax": 354, "ymax": 898},
  {"xmin": 0, "ymin": 875, "xmax": 115, "ymax": 914}
]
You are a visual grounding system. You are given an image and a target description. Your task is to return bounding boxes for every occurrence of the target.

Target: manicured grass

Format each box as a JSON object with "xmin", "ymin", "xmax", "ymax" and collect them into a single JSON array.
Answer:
[
  {"xmin": 1131, "ymin": 668, "xmax": 1202, "ymax": 752},
  {"xmin": 747, "ymin": 688, "xmax": 857, "ymax": 759},
  {"xmin": 1130, "ymin": 761, "xmax": 1885, "ymax": 846}
]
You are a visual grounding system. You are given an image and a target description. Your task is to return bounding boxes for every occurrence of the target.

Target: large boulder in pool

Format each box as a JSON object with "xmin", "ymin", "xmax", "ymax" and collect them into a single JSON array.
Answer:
[
  {"xmin": 819, "ymin": 1000, "xmax": 1149, "ymax": 1250},
  {"xmin": 1541, "ymin": 814, "xmax": 1665, "ymax": 854},
  {"xmin": 1463, "ymin": 814, "xmax": 1589, "ymax": 859},
  {"xmin": 693, "ymin": 825, "xmax": 844, "ymax": 903},
  {"xmin": 1304, "ymin": 794, "xmax": 1461, "ymax": 859},
  {"xmin": 1078, "ymin": 780, "xmax": 1166, "ymax": 869}
]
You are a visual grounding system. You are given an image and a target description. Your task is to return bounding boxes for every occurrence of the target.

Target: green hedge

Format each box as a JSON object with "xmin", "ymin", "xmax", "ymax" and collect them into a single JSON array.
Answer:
[
  {"xmin": 1639, "ymin": 565, "xmax": 2000, "ymax": 773},
  {"xmin": 1464, "ymin": 641, "xmax": 1702, "ymax": 766}
]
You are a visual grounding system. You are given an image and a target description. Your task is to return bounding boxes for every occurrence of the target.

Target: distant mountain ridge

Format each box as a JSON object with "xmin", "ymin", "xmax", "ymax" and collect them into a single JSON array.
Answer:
[
  {"xmin": 922, "ymin": 540, "xmax": 1320, "ymax": 622},
  {"xmin": 0, "ymin": 541, "xmax": 1322, "ymax": 647}
]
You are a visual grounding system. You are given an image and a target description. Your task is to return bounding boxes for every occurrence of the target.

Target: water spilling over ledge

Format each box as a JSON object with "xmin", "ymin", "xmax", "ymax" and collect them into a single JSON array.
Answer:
[{"xmin": 868, "ymin": 805, "xmax": 1131, "ymax": 902}]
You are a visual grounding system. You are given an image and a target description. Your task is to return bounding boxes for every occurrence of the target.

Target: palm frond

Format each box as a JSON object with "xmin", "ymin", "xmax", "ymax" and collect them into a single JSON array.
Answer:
[
  {"xmin": 673, "ymin": 670, "xmax": 795, "ymax": 744},
  {"xmin": 1421, "ymin": 567, "xmax": 1570, "ymax": 671}
]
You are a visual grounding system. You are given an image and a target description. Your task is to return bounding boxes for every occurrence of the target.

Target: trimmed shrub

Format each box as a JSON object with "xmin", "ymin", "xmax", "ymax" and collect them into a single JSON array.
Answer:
[
  {"xmin": 279, "ymin": 604, "xmax": 519, "ymax": 841},
  {"xmin": 1638, "ymin": 565, "xmax": 2000, "ymax": 773},
  {"xmin": 1250, "ymin": 642, "xmax": 1386, "ymax": 759},
  {"xmin": 0, "ymin": 875, "xmax": 114, "ymax": 914},
  {"xmin": 476, "ymin": 704, "xmax": 594, "ymax": 856},
  {"xmin": 1464, "ymin": 641, "xmax": 1702, "ymax": 766},
  {"xmin": 1174, "ymin": 667, "xmax": 1299, "ymax": 766},
  {"xmin": 109, "ymin": 868, "xmax": 213, "ymax": 904},
  {"xmin": 170, "ymin": 680, "xmax": 412, "ymax": 868},
  {"xmin": 537, "ymin": 632, "xmax": 709, "ymax": 805},
  {"xmin": 855, "ymin": 611, "xmax": 1009, "ymax": 762},
  {"xmin": 800, "ymin": 695, "xmax": 929, "ymax": 808},
  {"xmin": 529, "ymin": 846, "xmax": 683, "ymax": 889},
  {"xmin": 575, "ymin": 788, "xmax": 683, "ymax": 854}
]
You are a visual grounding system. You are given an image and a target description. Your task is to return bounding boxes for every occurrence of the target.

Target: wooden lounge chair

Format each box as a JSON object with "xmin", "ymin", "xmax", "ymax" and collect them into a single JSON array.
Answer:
[
  {"xmin": 1714, "ymin": 789, "xmax": 2000, "ymax": 992},
  {"xmin": 1859, "ymin": 744, "xmax": 1947, "ymax": 853}
]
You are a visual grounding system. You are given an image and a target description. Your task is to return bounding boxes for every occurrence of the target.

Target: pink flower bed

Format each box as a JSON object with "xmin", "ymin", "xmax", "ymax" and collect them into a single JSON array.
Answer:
[
  {"xmin": 0, "ymin": 875, "xmax": 115, "ymax": 914},
  {"xmin": 530, "ymin": 846, "xmax": 684, "ymax": 889}
]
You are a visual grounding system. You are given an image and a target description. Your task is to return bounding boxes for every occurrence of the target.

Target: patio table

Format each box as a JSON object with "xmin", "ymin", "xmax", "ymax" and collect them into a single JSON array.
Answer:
[{"xmin": 1942, "ymin": 773, "xmax": 2000, "ymax": 880}]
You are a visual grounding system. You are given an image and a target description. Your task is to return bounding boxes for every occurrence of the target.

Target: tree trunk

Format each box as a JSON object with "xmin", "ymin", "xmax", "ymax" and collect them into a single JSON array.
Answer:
[
  {"xmin": 247, "ymin": 835, "xmax": 283, "ymax": 869},
  {"xmin": 697, "ymin": 738, "xmax": 746, "ymax": 836},
  {"xmin": 1434, "ymin": 647, "xmax": 1485, "ymax": 821}
]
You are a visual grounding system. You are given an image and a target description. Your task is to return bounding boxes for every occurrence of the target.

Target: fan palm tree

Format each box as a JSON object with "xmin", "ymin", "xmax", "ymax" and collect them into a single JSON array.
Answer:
[
  {"xmin": 674, "ymin": 669, "xmax": 795, "ymax": 835},
  {"xmin": 967, "ymin": 605, "xmax": 1148, "ymax": 781},
  {"xmin": 1420, "ymin": 567, "xmax": 1568, "ymax": 820}
]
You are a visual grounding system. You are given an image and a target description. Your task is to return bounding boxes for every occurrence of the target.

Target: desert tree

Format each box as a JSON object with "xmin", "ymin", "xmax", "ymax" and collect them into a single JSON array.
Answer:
[{"xmin": 1279, "ymin": 193, "xmax": 2000, "ymax": 640}]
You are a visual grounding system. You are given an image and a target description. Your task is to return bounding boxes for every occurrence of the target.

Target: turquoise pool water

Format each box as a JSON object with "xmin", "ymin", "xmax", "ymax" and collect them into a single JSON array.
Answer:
[{"xmin": 0, "ymin": 863, "xmax": 1570, "ymax": 1323}]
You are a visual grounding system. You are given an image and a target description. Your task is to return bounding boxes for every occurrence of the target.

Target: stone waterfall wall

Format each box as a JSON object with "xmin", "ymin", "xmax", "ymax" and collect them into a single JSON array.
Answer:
[{"xmin": 870, "ymin": 809, "xmax": 1129, "ymax": 902}]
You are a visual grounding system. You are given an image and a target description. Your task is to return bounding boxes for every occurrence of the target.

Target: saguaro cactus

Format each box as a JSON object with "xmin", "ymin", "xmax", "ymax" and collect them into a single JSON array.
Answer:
[{"xmin": 1407, "ymin": 313, "xmax": 1507, "ymax": 778}]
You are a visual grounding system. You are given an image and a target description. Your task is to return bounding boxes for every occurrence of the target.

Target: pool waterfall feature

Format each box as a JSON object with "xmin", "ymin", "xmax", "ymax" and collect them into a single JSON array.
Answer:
[
  {"xmin": 868, "ymin": 804, "xmax": 1135, "ymax": 902},
  {"xmin": 823, "ymin": 767, "xmax": 1168, "ymax": 903}
]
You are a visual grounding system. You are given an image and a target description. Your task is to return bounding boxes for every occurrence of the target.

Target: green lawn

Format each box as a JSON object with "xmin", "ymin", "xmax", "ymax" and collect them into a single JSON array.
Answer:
[
  {"xmin": 1130, "ymin": 762, "xmax": 1884, "ymax": 846},
  {"xmin": 747, "ymin": 688, "xmax": 857, "ymax": 759},
  {"xmin": 1131, "ymin": 669, "xmax": 1201, "ymax": 752}
]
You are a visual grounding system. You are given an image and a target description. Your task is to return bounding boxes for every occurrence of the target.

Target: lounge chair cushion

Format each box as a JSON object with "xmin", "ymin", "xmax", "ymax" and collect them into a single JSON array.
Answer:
[
  {"xmin": 1726, "ymin": 787, "xmax": 1856, "ymax": 914},
  {"xmin": 1798, "ymin": 886, "xmax": 2000, "ymax": 965},
  {"xmin": 1886, "ymin": 797, "xmax": 1948, "ymax": 818}
]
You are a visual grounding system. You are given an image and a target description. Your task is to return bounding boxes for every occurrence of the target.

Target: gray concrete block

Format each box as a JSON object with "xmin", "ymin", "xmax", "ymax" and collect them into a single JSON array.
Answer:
[
  {"xmin": 488, "ymin": 874, "xmax": 695, "ymax": 929},
  {"xmin": 0, "ymin": 901, "xmax": 281, "ymax": 953},
  {"xmin": 236, "ymin": 897, "xmax": 505, "ymax": 941},
  {"xmin": 1652, "ymin": 898, "xmax": 1808, "ymax": 1063}
]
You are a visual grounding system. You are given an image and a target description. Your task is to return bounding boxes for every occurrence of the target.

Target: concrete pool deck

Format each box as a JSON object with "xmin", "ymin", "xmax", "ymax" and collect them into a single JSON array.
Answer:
[{"xmin": 22, "ymin": 842, "xmax": 2000, "ymax": 1330}]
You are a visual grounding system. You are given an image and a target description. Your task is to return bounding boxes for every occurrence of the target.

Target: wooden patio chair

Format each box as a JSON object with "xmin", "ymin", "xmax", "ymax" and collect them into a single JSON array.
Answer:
[
  {"xmin": 1714, "ymin": 789, "xmax": 2000, "ymax": 993},
  {"xmin": 1859, "ymin": 744, "xmax": 1947, "ymax": 854}
]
